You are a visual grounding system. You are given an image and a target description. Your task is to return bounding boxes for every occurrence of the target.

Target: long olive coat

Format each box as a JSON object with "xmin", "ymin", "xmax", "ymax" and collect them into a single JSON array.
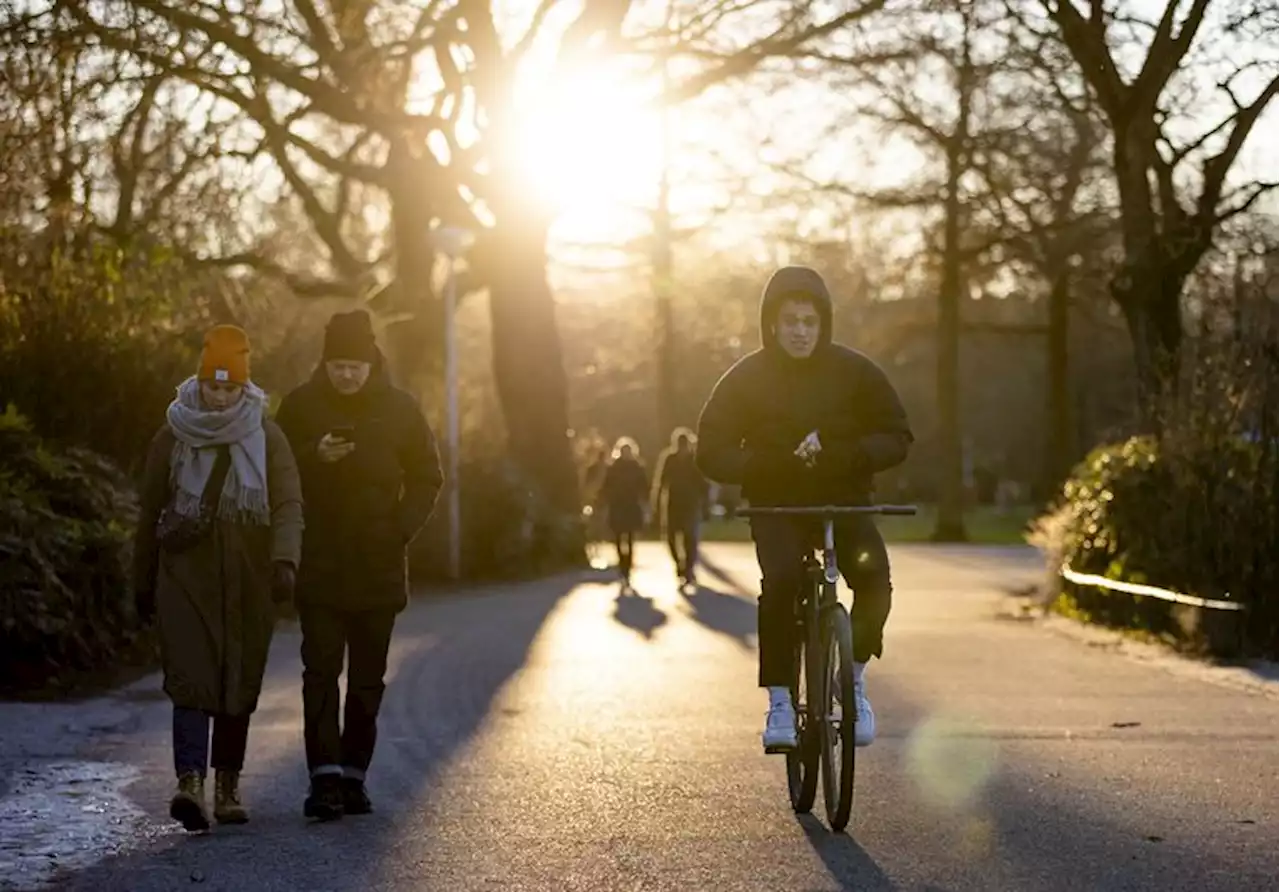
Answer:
[{"xmin": 133, "ymin": 421, "xmax": 304, "ymax": 716}]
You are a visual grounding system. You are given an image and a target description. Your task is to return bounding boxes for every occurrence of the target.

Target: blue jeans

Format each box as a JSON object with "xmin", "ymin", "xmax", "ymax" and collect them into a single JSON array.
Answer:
[{"xmin": 172, "ymin": 707, "xmax": 251, "ymax": 777}]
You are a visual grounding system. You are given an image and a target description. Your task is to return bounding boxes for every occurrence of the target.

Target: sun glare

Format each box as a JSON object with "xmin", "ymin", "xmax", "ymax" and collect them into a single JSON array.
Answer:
[{"xmin": 510, "ymin": 66, "xmax": 663, "ymax": 242}]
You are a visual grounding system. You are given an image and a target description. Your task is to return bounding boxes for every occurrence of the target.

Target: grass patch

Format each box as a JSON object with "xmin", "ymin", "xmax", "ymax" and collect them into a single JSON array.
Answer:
[{"xmin": 688, "ymin": 504, "xmax": 1037, "ymax": 545}]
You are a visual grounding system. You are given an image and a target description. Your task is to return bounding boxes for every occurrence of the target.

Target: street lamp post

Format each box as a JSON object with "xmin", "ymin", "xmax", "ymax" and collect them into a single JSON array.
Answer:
[{"xmin": 431, "ymin": 226, "xmax": 473, "ymax": 580}]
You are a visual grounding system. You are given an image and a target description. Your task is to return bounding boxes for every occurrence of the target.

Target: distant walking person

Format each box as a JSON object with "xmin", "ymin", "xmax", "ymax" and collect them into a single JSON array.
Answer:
[
  {"xmin": 652, "ymin": 428, "xmax": 709, "ymax": 587},
  {"xmin": 599, "ymin": 437, "xmax": 649, "ymax": 585},
  {"xmin": 580, "ymin": 438, "xmax": 611, "ymax": 569},
  {"xmin": 275, "ymin": 310, "xmax": 443, "ymax": 821},
  {"xmin": 133, "ymin": 325, "xmax": 303, "ymax": 831}
]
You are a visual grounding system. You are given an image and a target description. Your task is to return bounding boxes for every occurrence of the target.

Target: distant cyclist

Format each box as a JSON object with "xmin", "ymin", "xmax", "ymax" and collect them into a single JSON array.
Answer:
[{"xmin": 695, "ymin": 266, "xmax": 913, "ymax": 752}]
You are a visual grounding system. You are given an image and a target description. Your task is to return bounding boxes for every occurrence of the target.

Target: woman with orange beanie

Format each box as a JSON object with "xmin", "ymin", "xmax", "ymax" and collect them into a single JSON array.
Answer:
[{"xmin": 132, "ymin": 324, "xmax": 304, "ymax": 831}]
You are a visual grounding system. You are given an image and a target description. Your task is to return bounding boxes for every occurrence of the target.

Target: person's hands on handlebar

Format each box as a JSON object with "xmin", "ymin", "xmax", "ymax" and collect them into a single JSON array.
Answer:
[{"xmin": 794, "ymin": 430, "xmax": 822, "ymax": 467}]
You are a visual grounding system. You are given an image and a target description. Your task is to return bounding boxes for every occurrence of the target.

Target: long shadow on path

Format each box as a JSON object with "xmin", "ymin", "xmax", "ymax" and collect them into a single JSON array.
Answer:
[
  {"xmin": 681, "ymin": 583, "xmax": 757, "ymax": 650},
  {"xmin": 696, "ymin": 550, "xmax": 757, "ymax": 597},
  {"xmin": 796, "ymin": 813, "xmax": 898, "ymax": 892},
  {"xmin": 48, "ymin": 574, "xmax": 581, "ymax": 892},
  {"xmin": 613, "ymin": 585, "xmax": 668, "ymax": 640}
]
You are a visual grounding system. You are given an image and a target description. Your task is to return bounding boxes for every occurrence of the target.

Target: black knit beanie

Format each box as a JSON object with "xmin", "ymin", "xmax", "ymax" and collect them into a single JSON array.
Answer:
[{"xmin": 323, "ymin": 310, "xmax": 377, "ymax": 363}]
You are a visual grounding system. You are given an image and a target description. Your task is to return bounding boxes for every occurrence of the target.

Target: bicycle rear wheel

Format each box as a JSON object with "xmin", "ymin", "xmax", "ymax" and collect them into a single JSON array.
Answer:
[
  {"xmin": 821, "ymin": 603, "xmax": 856, "ymax": 831},
  {"xmin": 786, "ymin": 629, "xmax": 820, "ymax": 813}
]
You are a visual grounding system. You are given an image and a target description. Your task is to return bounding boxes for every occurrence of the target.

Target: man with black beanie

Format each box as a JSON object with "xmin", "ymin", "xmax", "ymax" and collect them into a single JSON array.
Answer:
[{"xmin": 275, "ymin": 310, "xmax": 443, "ymax": 820}]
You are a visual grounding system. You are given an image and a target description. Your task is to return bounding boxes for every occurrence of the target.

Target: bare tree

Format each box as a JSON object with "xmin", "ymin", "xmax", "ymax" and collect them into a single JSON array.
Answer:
[
  {"xmin": 971, "ymin": 26, "xmax": 1117, "ymax": 491},
  {"xmin": 61, "ymin": 0, "xmax": 892, "ymax": 511},
  {"xmin": 771, "ymin": 0, "xmax": 1017, "ymax": 539},
  {"xmin": 1036, "ymin": 0, "xmax": 1278, "ymax": 417}
]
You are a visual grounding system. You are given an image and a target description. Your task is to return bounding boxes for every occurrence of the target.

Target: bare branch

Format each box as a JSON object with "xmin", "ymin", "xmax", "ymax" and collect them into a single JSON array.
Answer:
[
  {"xmin": 64, "ymin": 0, "xmax": 442, "ymax": 136},
  {"xmin": 663, "ymin": 0, "xmax": 888, "ymax": 104},
  {"xmin": 1214, "ymin": 181, "xmax": 1279, "ymax": 224},
  {"xmin": 1198, "ymin": 76, "xmax": 1279, "ymax": 223},
  {"xmin": 512, "ymin": 0, "xmax": 561, "ymax": 60},
  {"xmin": 182, "ymin": 249, "xmax": 363, "ymax": 299},
  {"xmin": 1131, "ymin": 0, "xmax": 1212, "ymax": 114},
  {"xmin": 1044, "ymin": 0, "xmax": 1125, "ymax": 117}
]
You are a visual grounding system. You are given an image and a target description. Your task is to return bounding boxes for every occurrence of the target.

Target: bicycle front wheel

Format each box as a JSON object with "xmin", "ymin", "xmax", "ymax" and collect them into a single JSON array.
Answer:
[
  {"xmin": 786, "ymin": 631, "xmax": 820, "ymax": 813},
  {"xmin": 821, "ymin": 603, "xmax": 856, "ymax": 831}
]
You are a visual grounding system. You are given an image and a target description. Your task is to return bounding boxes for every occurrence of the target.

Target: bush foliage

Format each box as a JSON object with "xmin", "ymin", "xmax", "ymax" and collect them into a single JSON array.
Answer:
[
  {"xmin": 0, "ymin": 236, "xmax": 207, "ymax": 473},
  {"xmin": 0, "ymin": 406, "xmax": 150, "ymax": 693},
  {"xmin": 410, "ymin": 449, "xmax": 586, "ymax": 583},
  {"xmin": 1034, "ymin": 330, "xmax": 1277, "ymax": 658}
]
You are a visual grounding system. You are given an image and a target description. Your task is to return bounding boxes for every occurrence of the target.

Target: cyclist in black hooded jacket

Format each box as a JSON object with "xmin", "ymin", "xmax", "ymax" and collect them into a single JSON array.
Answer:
[{"xmin": 695, "ymin": 266, "xmax": 913, "ymax": 752}]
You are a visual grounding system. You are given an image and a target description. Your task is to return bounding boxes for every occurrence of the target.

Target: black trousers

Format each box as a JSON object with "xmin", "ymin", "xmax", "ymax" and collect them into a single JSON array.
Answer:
[
  {"xmin": 751, "ymin": 514, "xmax": 892, "ymax": 687},
  {"xmin": 614, "ymin": 532, "xmax": 636, "ymax": 575},
  {"xmin": 300, "ymin": 605, "xmax": 398, "ymax": 776},
  {"xmin": 665, "ymin": 509, "xmax": 701, "ymax": 576}
]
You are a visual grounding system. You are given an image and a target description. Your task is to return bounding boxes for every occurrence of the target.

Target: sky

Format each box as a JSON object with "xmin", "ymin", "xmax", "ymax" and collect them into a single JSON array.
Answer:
[{"xmin": 505, "ymin": 0, "xmax": 1279, "ymax": 266}]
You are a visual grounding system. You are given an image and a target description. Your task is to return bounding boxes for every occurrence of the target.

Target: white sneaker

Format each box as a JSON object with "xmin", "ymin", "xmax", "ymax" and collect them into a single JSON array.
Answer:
[
  {"xmin": 762, "ymin": 700, "xmax": 798, "ymax": 752},
  {"xmin": 853, "ymin": 680, "xmax": 876, "ymax": 747}
]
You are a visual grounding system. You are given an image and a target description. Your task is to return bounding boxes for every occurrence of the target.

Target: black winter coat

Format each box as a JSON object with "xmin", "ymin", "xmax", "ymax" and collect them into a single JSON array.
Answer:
[
  {"xmin": 275, "ymin": 356, "xmax": 443, "ymax": 611},
  {"xmin": 696, "ymin": 266, "xmax": 913, "ymax": 507}
]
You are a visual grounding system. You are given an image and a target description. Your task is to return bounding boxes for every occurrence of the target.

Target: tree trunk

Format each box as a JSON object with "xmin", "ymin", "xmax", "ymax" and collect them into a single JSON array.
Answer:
[
  {"xmin": 933, "ymin": 139, "xmax": 967, "ymax": 543},
  {"xmin": 485, "ymin": 219, "xmax": 581, "ymax": 513},
  {"xmin": 1113, "ymin": 263, "xmax": 1186, "ymax": 427},
  {"xmin": 654, "ymin": 65, "xmax": 677, "ymax": 441},
  {"xmin": 382, "ymin": 141, "xmax": 441, "ymax": 393},
  {"xmin": 1044, "ymin": 271, "xmax": 1073, "ymax": 494},
  {"xmin": 653, "ymin": 178, "xmax": 676, "ymax": 440}
]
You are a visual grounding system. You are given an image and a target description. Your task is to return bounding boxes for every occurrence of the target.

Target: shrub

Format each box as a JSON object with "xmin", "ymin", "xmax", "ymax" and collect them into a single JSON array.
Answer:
[
  {"xmin": 0, "ymin": 406, "xmax": 149, "ymax": 693},
  {"xmin": 1034, "ymin": 319, "xmax": 1280, "ymax": 655},
  {"xmin": 409, "ymin": 449, "xmax": 586, "ymax": 584},
  {"xmin": 0, "ymin": 233, "xmax": 207, "ymax": 474}
]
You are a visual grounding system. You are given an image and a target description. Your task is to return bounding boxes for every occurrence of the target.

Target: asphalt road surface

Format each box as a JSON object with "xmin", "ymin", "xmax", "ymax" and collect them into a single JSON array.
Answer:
[{"xmin": 12, "ymin": 542, "xmax": 1278, "ymax": 892}]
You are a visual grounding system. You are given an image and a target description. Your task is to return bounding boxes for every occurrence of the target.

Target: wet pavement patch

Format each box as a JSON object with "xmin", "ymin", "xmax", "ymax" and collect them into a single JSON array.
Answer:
[{"xmin": 0, "ymin": 761, "xmax": 147, "ymax": 891}]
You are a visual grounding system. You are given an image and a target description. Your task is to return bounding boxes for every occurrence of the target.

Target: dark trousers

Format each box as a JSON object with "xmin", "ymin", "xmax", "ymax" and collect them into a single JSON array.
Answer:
[
  {"xmin": 614, "ymin": 532, "xmax": 636, "ymax": 576},
  {"xmin": 751, "ymin": 514, "xmax": 892, "ymax": 687},
  {"xmin": 173, "ymin": 707, "xmax": 251, "ymax": 777},
  {"xmin": 300, "ymin": 605, "xmax": 398, "ymax": 777},
  {"xmin": 666, "ymin": 510, "xmax": 701, "ymax": 576}
]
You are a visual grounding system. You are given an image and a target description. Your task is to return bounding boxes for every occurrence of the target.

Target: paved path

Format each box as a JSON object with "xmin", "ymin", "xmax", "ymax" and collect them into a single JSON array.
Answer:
[{"xmin": 2, "ymin": 543, "xmax": 1275, "ymax": 891}]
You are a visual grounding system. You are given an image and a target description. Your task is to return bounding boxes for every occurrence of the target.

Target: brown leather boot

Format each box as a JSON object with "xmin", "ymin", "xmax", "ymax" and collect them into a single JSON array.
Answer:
[
  {"xmin": 169, "ymin": 772, "xmax": 210, "ymax": 832},
  {"xmin": 213, "ymin": 770, "xmax": 249, "ymax": 824}
]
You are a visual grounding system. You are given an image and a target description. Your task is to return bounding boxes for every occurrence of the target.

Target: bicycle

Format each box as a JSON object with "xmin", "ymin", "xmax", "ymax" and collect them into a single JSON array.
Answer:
[{"xmin": 736, "ymin": 503, "xmax": 917, "ymax": 831}]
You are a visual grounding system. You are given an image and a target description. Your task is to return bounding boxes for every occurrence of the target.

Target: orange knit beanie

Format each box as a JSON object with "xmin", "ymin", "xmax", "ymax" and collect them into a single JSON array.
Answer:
[{"xmin": 198, "ymin": 325, "xmax": 251, "ymax": 385}]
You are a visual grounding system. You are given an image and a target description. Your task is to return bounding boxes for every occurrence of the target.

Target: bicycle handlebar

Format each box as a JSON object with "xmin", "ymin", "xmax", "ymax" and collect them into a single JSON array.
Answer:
[{"xmin": 735, "ymin": 504, "xmax": 918, "ymax": 517}]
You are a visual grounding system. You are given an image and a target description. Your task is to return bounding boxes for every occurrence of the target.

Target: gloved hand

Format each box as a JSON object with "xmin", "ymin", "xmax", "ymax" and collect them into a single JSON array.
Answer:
[
  {"xmin": 271, "ymin": 561, "xmax": 297, "ymax": 605},
  {"xmin": 794, "ymin": 431, "xmax": 822, "ymax": 468}
]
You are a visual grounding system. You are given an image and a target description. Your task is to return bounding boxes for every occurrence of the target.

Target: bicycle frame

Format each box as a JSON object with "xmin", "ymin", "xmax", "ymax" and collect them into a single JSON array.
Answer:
[{"xmin": 738, "ymin": 503, "xmax": 917, "ymax": 829}]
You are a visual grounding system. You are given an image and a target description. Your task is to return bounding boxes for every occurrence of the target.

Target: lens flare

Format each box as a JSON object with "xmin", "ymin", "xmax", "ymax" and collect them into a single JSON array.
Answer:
[{"xmin": 905, "ymin": 714, "xmax": 999, "ymax": 812}]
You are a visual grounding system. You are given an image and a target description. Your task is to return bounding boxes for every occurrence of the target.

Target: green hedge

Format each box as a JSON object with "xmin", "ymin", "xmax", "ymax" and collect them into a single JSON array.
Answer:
[
  {"xmin": 1034, "ymin": 435, "xmax": 1277, "ymax": 657},
  {"xmin": 0, "ymin": 407, "xmax": 151, "ymax": 694}
]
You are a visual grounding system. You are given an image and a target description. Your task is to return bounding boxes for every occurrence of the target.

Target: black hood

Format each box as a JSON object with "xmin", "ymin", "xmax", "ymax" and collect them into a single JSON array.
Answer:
[{"xmin": 758, "ymin": 265, "xmax": 833, "ymax": 354}]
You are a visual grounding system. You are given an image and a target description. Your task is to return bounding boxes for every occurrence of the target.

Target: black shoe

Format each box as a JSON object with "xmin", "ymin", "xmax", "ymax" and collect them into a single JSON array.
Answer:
[
  {"xmin": 341, "ymin": 777, "xmax": 373, "ymax": 815},
  {"xmin": 304, "ymin": 775, "xmax": 345, "ymax": 822}
]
